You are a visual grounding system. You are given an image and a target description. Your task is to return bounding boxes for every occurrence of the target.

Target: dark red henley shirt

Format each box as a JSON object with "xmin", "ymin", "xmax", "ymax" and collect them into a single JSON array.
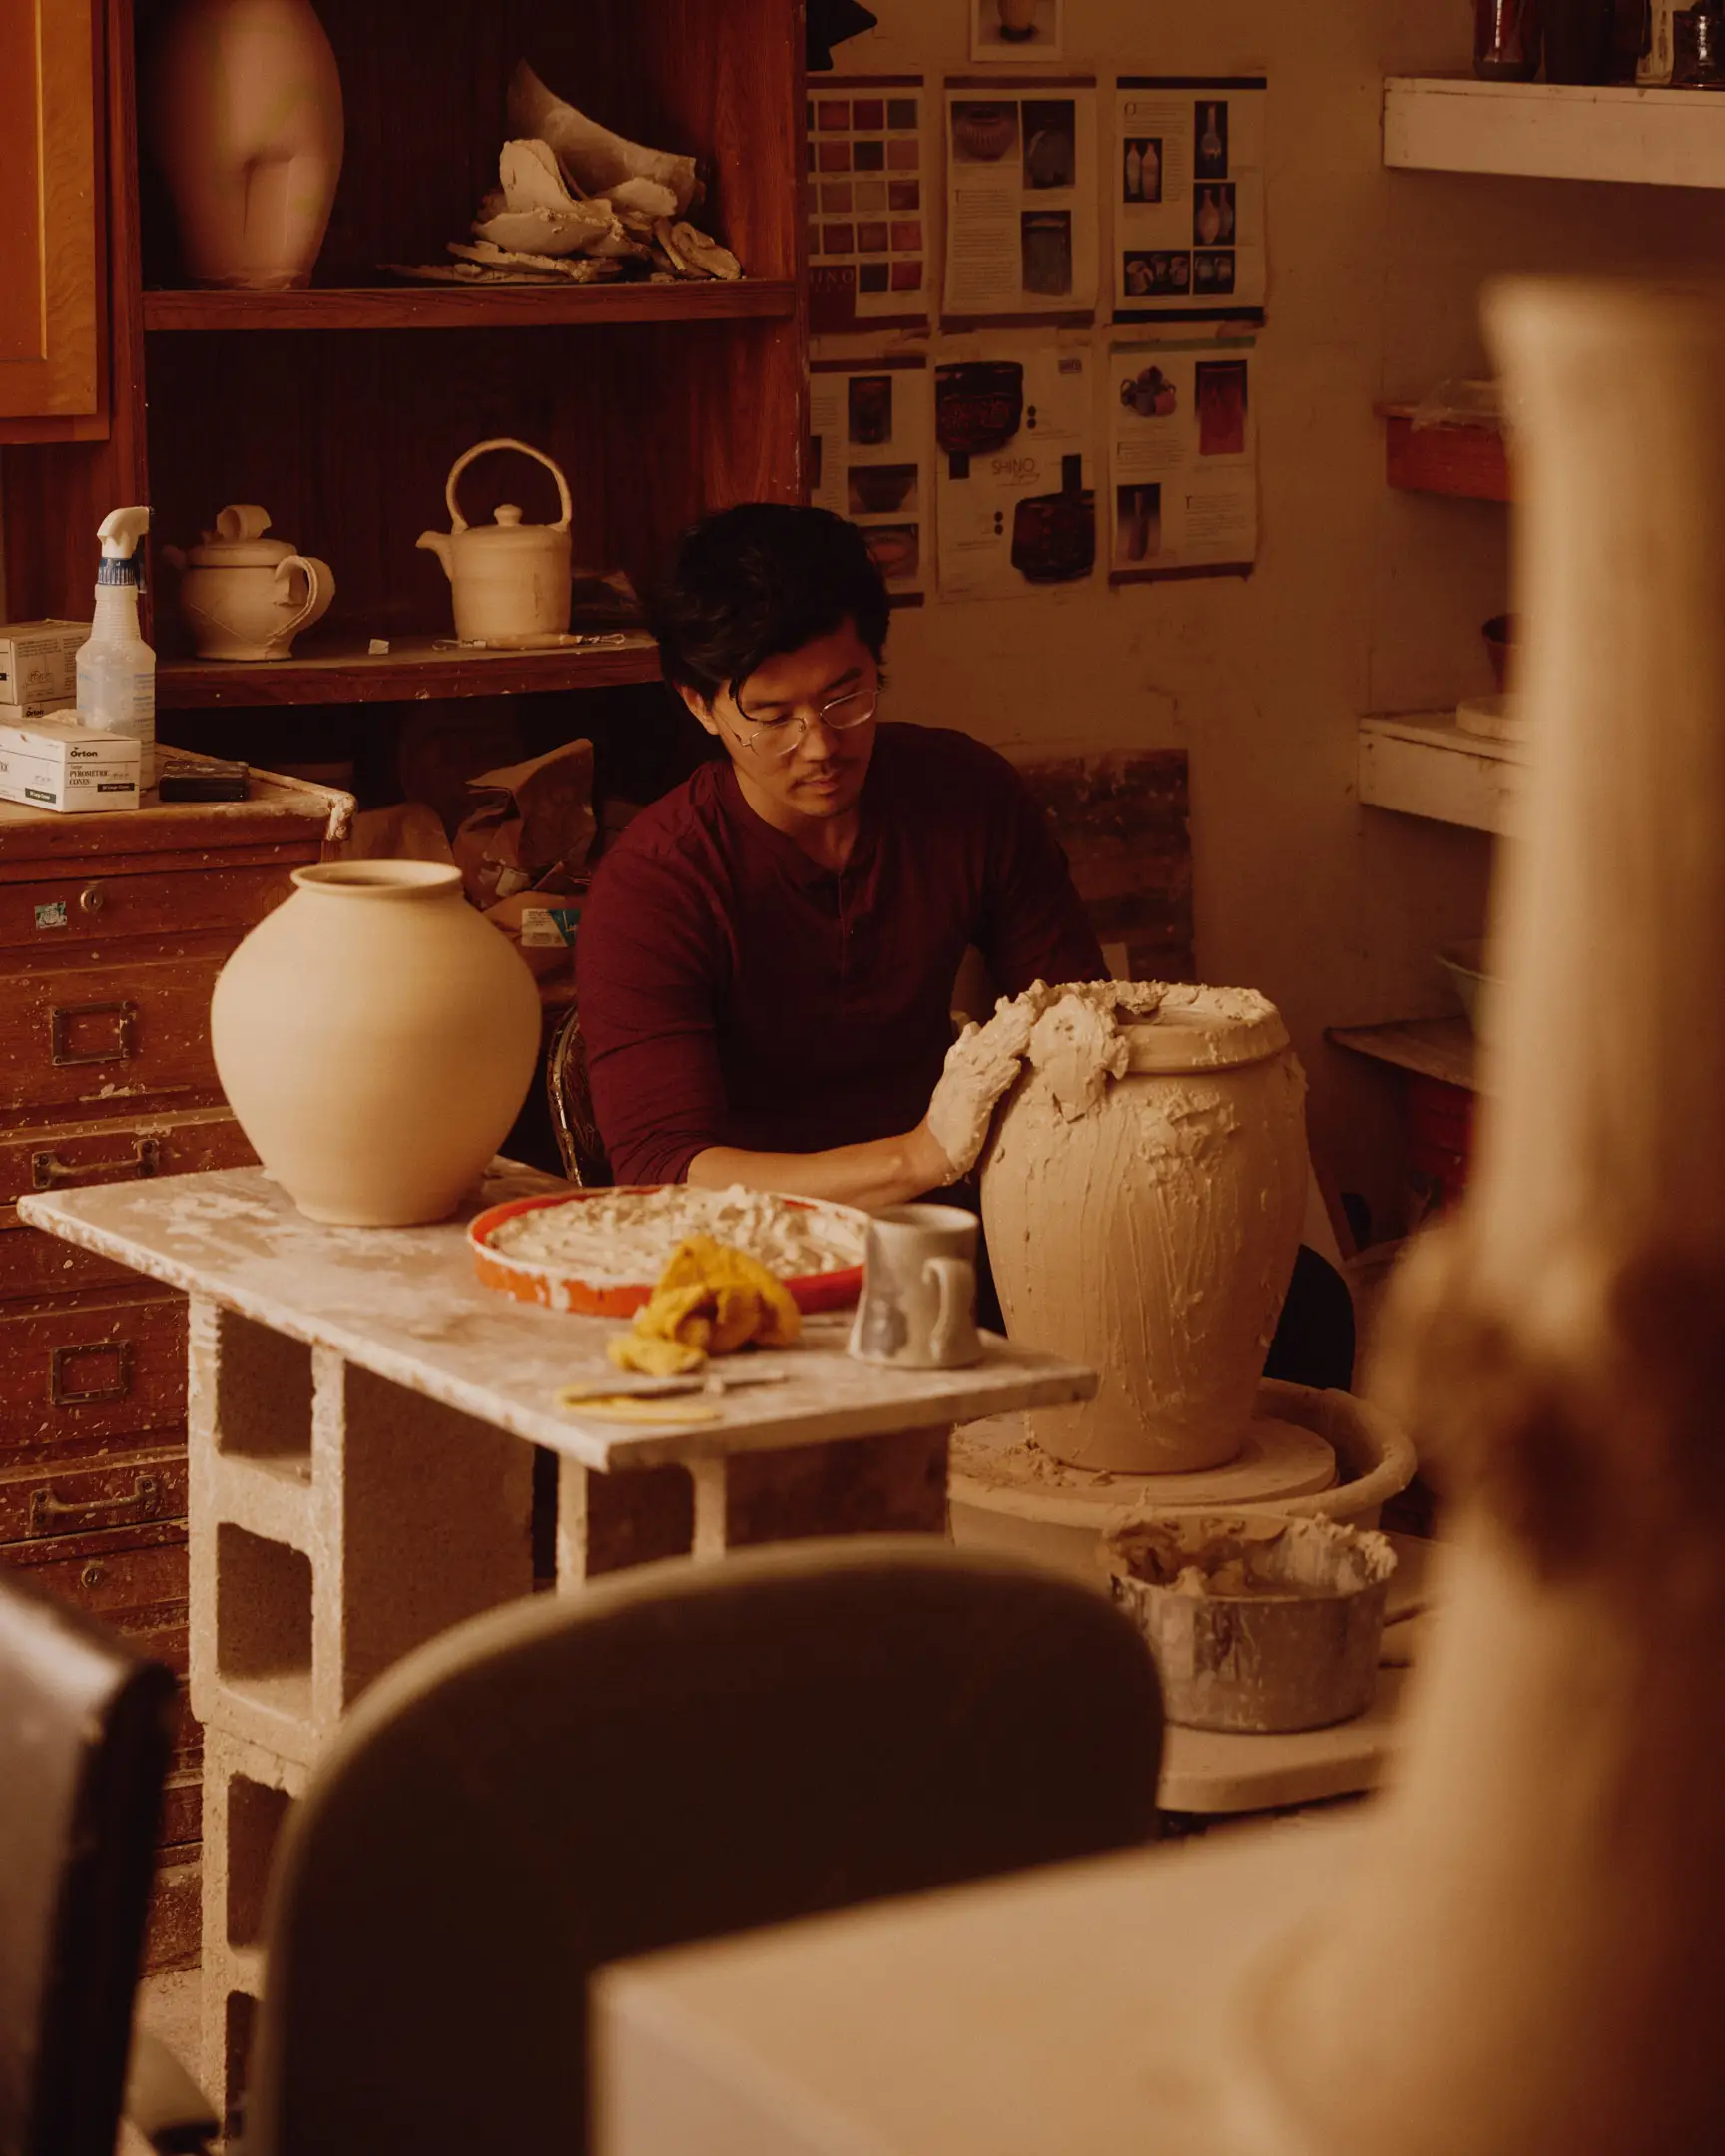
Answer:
[{"xmin": 575, "ymin": 723, "xmax": 1106, "ymax": 1185}]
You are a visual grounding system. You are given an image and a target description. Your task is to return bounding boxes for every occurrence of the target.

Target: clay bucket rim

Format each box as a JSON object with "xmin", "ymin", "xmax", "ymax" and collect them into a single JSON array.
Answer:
[
  {"xmin": 1101, "ymin": 1510, "xmax": 1398, "ymax": 1600},
  {"xmin": 291, "ymin": 862, "xmax": 464, "ymax": 902}
]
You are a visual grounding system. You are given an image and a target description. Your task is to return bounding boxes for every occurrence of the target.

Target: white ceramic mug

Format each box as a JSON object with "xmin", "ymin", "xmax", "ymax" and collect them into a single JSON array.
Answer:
[{"xmin": 849, "ymin": 1205, "xmax": 984, "ymax": 1369}]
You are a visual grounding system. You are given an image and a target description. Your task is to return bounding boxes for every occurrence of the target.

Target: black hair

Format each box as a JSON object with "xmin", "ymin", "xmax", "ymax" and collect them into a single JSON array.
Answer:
[{"xmin": 651, "ymin": 503, "xmax": 890, "ymax": 704}]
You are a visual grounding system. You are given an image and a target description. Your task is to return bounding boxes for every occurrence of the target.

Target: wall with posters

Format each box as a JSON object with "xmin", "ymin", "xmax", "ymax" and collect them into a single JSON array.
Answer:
[{"xmin": 811, "ymin": 0, "xmax": 1725, "ymax": 1227}]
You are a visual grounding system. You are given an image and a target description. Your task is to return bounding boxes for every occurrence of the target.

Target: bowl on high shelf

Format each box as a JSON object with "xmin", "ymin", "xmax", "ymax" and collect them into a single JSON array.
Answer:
[{"xmin": 1438, "ymin": 938, "xmax": 1493, "ymax": 1031}]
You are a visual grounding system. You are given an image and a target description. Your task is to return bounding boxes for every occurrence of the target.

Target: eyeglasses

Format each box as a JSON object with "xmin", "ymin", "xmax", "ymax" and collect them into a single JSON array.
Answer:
[{"xmin": 730, "ymin": 681, "xmax": 879, "ymax": 760}]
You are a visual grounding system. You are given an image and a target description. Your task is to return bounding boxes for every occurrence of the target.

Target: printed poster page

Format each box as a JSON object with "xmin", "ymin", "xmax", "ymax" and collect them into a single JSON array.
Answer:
[
  {"xmin": 942, "ymin": 79, "xmax": 1098, "ymax": 321},
  {"xmin": 934, "ymin": 338, "xmax": 1098, "ymax": 601},
  {"xmin": 808, "ymin": 77, "xmax": 931, "ymax": 334},
  {"xmin": 810, "ymin": 352, "xmax": 932, "ymax": 602},
  {"xmin": 1115, "ymin": 76, "xmax": 1266, "ymax": 321},
  {"xmin": 1109, "ymin": 338, "xmax": 1257, "ymax": 580}
]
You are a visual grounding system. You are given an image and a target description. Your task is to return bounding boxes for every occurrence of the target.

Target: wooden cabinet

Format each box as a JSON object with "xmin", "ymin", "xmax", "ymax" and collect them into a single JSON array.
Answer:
[
  {"xmin": 0, "ymin": 0, "xmax": 103, "ymax": 431},
  {"xmin": 0, "ymin": 771, "xmax": 345, "ymax": 1967}
]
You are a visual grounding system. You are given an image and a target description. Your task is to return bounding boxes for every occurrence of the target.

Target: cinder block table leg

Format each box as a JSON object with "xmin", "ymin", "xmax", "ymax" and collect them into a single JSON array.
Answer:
[
  {"xmin": 557, "ymin": 1426, "xmax": 951, "ymax": 1586},
  {"xmin": 189, "ymin": 1301, "xmax": 536, "ymax": 2123}
]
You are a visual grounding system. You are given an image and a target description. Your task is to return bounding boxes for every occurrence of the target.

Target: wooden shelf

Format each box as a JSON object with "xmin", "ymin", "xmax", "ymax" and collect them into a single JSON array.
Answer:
[
  {"xmin": 1360, "ymin": 713, "xmax": 1522, "ymax": 835},
  {"xmin": 1329, "ymin": 1016, "xmax": 1477, "ymax": 1094},
  {"xmin": 1380, "ymin": 405, "xmax": 1509, "ymax": 500},
  {"xmin": 156, "ymin": 633, "xmax": 661, "ymax": 710},
  {"xmin": 1385, "ymin": 75, "xmax": 1725, "ymax": 189},
  {"xmin": 141, "ymin": 280, "xmax": 800, "ymax": 333}
]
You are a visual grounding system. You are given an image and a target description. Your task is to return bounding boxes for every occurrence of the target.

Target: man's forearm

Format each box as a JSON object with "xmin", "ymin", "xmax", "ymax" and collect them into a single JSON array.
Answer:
[{"xmin": 685, "ymin": 1123, "xmax": 952, "ymax": 1211}]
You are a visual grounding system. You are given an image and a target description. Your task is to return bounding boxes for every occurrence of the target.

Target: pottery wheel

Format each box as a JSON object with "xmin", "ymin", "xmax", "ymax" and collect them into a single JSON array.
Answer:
[{"xmin": 950, "ymin": 1412, "xmax": 1337, "ymax": 1528}]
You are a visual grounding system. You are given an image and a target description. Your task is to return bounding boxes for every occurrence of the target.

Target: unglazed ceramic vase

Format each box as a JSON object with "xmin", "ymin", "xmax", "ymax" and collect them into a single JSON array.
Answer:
[
  {"xmin": 981, "ymin": 985, "xmax": 1307, "ymax": 1474},
  {"xmin": 211, "ymin": 863, "xmax": 540, "ymax": 1226},
  {"xmin": 150, "ymin": 0, "xmax": 343, "ymax": 291},
  {"xmin": 1244, "ymin": 281, "xmax": 1725, "ymax": 2156}
]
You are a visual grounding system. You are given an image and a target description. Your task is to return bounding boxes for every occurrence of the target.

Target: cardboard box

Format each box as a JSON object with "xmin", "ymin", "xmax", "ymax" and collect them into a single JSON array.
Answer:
[
  {"xmin": 0, "ymin": 620, "xmax": 89, "ymax": 706},
  {"xmin": 10, "ymin": 694, "xmax": 78, "ymax": 721},
  {"xmin": 0, "ymin": 716, "xmax": 140, "ymax": 813}
]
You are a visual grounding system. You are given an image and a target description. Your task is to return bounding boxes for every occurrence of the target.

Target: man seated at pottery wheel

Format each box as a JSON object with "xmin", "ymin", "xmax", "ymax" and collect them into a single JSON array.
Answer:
[{"xmin": 576, "ymin": 504, "xmax": 1350, "ymax": 1382}]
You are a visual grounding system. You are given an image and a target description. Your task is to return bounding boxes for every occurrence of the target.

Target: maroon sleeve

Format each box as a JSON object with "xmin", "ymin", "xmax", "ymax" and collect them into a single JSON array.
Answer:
[
  {"xmin": 575, "ymin": 840, "xmax": 730, "ymax": 1186},
  {"xmin": 973, "ymin": 756, "xmax": 1108, "ymax": 995}
]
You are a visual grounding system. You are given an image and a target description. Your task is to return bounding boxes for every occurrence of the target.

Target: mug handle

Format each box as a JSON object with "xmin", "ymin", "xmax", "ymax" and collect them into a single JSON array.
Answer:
[
  {"xmin": 444, "ymin": 437, "xmax": 574, "ymax": 535},
  {"xmin": 270, "ymin": 555, "xmax": 331, "ymax": 643},
  {"xmin": 925, "ymin": 1256, "xmax": 976, "ymax": 1366}
]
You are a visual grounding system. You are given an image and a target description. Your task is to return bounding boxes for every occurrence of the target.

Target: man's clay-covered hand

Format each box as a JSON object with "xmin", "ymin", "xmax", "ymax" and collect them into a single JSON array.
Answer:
[{"xmin": 926, "ymin": 982, "xmax": 1050, "ymax": 1179}]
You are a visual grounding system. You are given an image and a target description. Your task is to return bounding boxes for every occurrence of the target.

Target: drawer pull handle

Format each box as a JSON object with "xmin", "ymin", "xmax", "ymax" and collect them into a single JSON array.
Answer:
[
  {"xmin": 48, "ymin": 1339, "xmax": 135, "ymax": 1406},
  {"xmin": 80, "ymin": 883, "xmax": 105, "ymax": 915},
  {"xmin": 50, "ymin": 1000, "xmax": 138, "ymax": 1068},
  {"xmin": 29, "ymin": 1474, "xmax": 162, "ymax": 1535},
  {"xmin": 32, "ymin": 1135, "xmax": 161, "ymax": 1191}
]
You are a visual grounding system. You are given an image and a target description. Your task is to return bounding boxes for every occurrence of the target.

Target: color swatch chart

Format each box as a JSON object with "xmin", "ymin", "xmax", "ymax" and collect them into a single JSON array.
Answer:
[{"xmin": 807, "ymin": 77, "xmax": 930, "ymax": 331}]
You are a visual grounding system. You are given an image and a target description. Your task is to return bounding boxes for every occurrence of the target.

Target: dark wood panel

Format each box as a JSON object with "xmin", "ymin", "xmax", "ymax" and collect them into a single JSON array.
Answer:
[
  {"xmin": 144, "ymin": 280, "xmax": 798, "ymax": 331},
  {"xmin": 0, "ymin": 1107, "xmax": 253, "ymax": 1228},
  {"xmin": 0, "ymin": 859, "xmax": 289, "ymax": 950},
  {"xmin": 143, "ymin": 1852, "xmax": 199, "ymax": 1972},
  {"xmin": 0, "ymin": 1289, "xmax": 187, "ymax": 1452},
  {"xmin": 160, "ymin": 633, "xmax": 661, "ymax": 709},
  {"xmin": 0, "ymin": 1441, "xmax": 187, "ymax": 1549},
  {"xmin": 0, "ymin": 1228, "xmax": 141, "ymax": 1300},
  {"xmin": 0, "ymin": 946, "xmax": 230, "ymax": 1115},
  {"xmin": 0, "ymin": 0, "xmax": 149, "ymax": 624}
]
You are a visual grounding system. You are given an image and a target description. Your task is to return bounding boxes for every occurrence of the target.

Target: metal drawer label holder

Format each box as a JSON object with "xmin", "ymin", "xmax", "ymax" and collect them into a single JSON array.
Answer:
[
  {"xmin": 49, "ymin": 999, "xmax": 139, "ymax": 1068},
  {"xmin": 48, "ymin": 1339, "xmax": 136, "ymax": 1406}
]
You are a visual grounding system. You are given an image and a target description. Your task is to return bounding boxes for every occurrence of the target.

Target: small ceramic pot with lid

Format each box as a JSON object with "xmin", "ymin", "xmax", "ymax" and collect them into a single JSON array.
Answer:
[
  {"xmin": 417, "ymin": 437, "xmax": 575, "ymax": 646},
  {"xmin": 166, "ymin": 505, "xmax": 335, "ymax": 661}
]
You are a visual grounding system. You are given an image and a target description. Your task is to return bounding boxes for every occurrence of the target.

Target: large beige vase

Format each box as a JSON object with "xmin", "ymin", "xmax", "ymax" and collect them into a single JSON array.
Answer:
[
  {"xmin": 211, "ymin": 863, "xmax": 541, "ymax": 1226},
  {"xmin": 981, "ymin": 985, "xmax": 1307, "ymax": 1473},
  {"xmin": 150, "ymin": 0, "xmax": 343, "ymax": 291}
]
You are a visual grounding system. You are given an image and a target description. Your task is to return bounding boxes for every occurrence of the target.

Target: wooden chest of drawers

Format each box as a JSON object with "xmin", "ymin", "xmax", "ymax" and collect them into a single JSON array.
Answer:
[{"xmin": 0, "ymin": 768, "xmax": 348, "ymax": 1968}]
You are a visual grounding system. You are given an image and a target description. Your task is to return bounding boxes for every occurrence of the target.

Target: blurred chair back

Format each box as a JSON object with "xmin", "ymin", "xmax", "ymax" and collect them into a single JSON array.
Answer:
[
  {"xmin": 546, "ymin": 1000, "xmax": 611, "ymax": 1186},
  {"xmin": 243, "ymin": 1539, "xmax": 1163, "ymax": 2156},
  {"xmin": 0, "ymin": 1567, "xmax": 176, "ymax": 2156}
]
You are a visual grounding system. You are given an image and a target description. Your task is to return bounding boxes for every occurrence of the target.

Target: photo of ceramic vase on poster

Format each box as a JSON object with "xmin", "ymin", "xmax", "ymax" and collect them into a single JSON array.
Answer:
[
  {"xmin": 1108, "ymin": 338, "xmax": 1257, "ymax": 580},
  {"xmin": 934, "ymin": 340, "xmax": 1097, "ymax": 600},
  {"xmin": 809, "ymin": 350, "xmax": 932, "ymax": 602},
  {"xmin": 1116, "ymin": 75, "xmax": 1266, "ymax": 321},
  {"xmin": 943, "ymin": 79, "xmax": 1098, "ymax": 319}
]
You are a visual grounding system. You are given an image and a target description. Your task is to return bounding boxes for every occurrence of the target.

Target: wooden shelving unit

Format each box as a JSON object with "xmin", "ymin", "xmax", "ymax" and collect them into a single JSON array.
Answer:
[
  {"xmin": 157, "ymin": 633, "xmax": 662, "ymax": 710},
  {"xmin": 1385, "ymin": 75, "xmax": 1725, "ymax": 189},
  {"xmin": 1379, "ymin": 405, "xmax": 1509, "ymax": 501},
  {"xmin": 142, "ymin": 280, "xmax": 800, "ymax": 333},
  {"xmin": 2, "ymin": 0, "xmax": 807, "ymax": 750}
]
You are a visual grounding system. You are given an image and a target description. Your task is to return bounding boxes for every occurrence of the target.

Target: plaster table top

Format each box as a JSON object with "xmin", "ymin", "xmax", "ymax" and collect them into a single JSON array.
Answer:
[
  {"xmin": 597, "ymin": 1809, "xmax": 1376, "ymax": 2156},
  {"xmin": 17, "ymin": 1164, "xmax": 1099, "ymax": 1473}
]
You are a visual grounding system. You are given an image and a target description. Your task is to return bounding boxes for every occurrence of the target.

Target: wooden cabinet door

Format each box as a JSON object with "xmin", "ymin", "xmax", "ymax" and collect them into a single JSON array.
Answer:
[{"xmin": 0, "ymin": 0, "xmax": 98, "ymax": 421}]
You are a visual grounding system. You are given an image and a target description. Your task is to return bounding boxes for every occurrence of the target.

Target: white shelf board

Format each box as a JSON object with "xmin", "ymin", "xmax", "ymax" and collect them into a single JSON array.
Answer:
[
  {"xmin": 1359, "ymin": 712, "xmax": 1523, "ymax": 836},
  {"xmin": 1385, "ymin": 75, "xmax": 1725, "ymax": 189}
]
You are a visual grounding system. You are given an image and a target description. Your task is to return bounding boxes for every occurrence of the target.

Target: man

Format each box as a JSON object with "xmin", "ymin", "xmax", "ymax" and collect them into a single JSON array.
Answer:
[
  {"xmin": 576, "ymin": 503, "xmax": 1101, "ymax": 1209},
  {"xmin": 576, "ymin": 504, "xmax": 1353, "ymax": 1382}
]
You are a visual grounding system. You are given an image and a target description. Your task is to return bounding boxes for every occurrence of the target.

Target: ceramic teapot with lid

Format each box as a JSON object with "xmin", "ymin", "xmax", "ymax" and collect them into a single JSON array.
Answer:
[
  {"xmin": 417, "ymin": 438, "xmax": 574, "ymax": 645},
  {"xmin": 166, "ymin": 505, "xmax": 334, "ymax": 661}
]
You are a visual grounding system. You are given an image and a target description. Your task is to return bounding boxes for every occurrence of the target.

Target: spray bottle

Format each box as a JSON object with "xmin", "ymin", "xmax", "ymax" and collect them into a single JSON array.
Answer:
[{"xmin": 76, "ymin": 507, "xmax": 156, "ymax": 788}]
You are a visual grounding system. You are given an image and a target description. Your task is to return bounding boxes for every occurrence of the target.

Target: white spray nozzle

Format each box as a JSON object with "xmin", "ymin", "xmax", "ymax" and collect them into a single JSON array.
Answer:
[{"xmin": 98, "ymin": 506, "xmax": 151, "ymax": 560}]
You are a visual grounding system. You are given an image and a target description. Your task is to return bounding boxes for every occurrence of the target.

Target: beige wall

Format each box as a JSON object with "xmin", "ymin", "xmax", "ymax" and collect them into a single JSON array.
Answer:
[{"xmin": 833, "ymin": 0, "xmax": 1725, "ymax": 1231}]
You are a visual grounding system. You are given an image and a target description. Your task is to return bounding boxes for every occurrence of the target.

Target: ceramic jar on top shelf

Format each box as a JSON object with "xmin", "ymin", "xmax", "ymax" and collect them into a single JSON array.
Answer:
[{"xmin": 150, "ymin": 0, "xmax": 344, "ymax": 291}]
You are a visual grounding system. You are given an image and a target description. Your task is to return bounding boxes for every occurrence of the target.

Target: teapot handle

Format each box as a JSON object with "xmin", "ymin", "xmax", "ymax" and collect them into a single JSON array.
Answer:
[
  {"xmin": 444, "ymin": 438, "xmax": 573, "ymax": 536},
  {"xmin": 271, "ymin": 555, "xmax": 333, "ymax": 643}
]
